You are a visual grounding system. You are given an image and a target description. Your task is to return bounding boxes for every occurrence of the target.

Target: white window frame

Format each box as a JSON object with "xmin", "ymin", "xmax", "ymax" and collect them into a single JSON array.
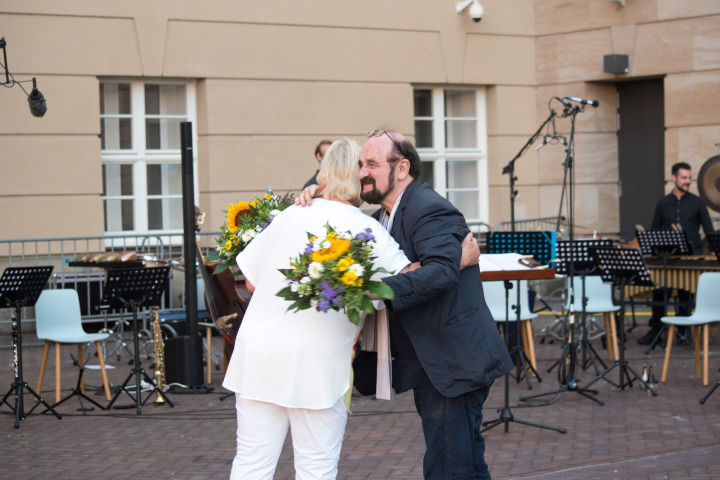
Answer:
[
  {"xmin": 414, "ymin": 87, "xmax": 489, "ymax": 226},
  {"xmin": 100, "ymin": 79, "xmax": 198, "ymax": 240}
]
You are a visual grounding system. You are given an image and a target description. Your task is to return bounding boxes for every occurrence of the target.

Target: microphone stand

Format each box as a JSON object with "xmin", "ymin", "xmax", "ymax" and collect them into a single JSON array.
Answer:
[
  {"xmin": 503, "ymin": 109, "xmax": 557, "ymax": 230},
  {"xmin": 520, "ymin": 100, "xmax": 603, "ymax": 405}
]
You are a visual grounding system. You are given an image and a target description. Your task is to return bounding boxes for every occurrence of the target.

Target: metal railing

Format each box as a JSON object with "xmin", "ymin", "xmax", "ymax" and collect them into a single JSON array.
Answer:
[
  {"xmin": 0, "ymin": 232, "xmax": 219, "ymax": 327},
  {"xmin": 496, "ymin": 216, "xmax": 569, "ymax": 238}
]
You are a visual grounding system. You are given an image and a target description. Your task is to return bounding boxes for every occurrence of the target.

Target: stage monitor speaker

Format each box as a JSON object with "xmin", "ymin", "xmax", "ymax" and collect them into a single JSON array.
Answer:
[
  {"xmin": 165, "ymin": 335, "xmax": 203, "ymax": 387},
  {"xmin": 604, "ymin": 54, "xmax": 629, "ymax": 74}
]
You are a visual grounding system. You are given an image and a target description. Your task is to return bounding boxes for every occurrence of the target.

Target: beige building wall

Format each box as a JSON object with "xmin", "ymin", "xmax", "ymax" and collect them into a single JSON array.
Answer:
[
  {"xmin": 1, "ymin": 0, "xmax": 718, "ymax": 242},
  {"xmin": 535, "ymin": 0, "xmax": 720, "ymax": 237}
]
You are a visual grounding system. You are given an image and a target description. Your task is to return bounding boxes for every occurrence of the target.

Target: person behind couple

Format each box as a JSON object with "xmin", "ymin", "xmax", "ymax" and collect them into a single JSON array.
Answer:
[
  {"xmin": 303, "ymin": 139, "xmax": 332, "ymax": 190},
  {"xmin": 638, "ymin": 161, "xmax": 715, "ymax": 345},
  {"xmin": 223, "ymin": 138, "xmax": 411, "ymax": 480}
]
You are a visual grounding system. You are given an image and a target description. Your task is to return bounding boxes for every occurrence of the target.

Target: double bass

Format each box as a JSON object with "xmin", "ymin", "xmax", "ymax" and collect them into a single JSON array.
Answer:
[{"xmin": 194, "ymin": 208, "xmax": 251, "ymax": 370}]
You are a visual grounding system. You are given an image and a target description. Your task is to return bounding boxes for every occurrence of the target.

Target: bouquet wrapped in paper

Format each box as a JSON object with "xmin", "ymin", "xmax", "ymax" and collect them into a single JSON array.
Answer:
[
  {"xmin": 206, "ymin": 192, "xmax": 295, "ymax": 274},
  {"xmin": 276, "ymin": 223, "xmax": 395, "ymax": 325}
]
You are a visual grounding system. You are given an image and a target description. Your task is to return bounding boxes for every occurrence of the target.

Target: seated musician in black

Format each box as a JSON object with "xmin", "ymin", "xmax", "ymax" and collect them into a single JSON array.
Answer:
[{"xmin": 638, "ymin": 162, "xmax": 715, "ymax": 345}]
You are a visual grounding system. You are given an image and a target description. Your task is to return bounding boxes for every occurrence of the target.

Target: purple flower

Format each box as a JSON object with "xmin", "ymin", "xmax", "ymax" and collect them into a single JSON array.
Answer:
[
  {"xmin": 260, "ymin": 222, "xmax": 269, "ymax": 229},
  {"xmin": 357, "ymin": 228, "xmax": 375, "ymax": 241},
  {"xmin": 318, "ymin": 300, "xmax": 331, "ymax": 312},
  {"xmin": 304, "ymin": 242, "xmax": 314, "ymax": 254}
]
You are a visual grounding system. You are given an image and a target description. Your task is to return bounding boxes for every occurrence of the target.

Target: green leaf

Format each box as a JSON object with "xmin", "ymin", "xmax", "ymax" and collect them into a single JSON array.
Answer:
[
  {"xmin": 365, "ymin": 281, "xmax": 395, "ymax": 300},
  {"xmin": 347, "ymin": 309, "xmax": 361, "ymax": 325},
  {"xmin": 204, "ymin": 251, "xmax": 222, "ymax": 261},
  {"xmin": 360, "ymin": 295, "xmax": 375, "ymax": 314},
  {"xmin": 212, "ymin": 262, "xmax": 229, "ymax": 275},
  {"xmin": 276, "ymin": 286, "xmax": 292, "ymax": 299}
]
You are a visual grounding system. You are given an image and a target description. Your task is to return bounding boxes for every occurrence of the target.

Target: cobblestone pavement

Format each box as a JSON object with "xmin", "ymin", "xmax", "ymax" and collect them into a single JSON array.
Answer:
[{"xmin": 2, "ymin": 314, "xmax": 720, "ymax": 480}]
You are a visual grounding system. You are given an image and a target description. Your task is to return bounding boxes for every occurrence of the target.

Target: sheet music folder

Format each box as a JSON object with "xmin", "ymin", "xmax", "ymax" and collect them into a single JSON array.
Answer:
[{"xmin": 480, "ymin": 253, "xmax": 555, "ymax": 282}]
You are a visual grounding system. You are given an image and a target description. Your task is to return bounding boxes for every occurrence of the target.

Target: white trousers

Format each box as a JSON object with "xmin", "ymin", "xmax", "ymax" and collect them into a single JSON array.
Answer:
[{"xmin": 230, "ymin": 393, "xmax": 348, "ymax": 480}]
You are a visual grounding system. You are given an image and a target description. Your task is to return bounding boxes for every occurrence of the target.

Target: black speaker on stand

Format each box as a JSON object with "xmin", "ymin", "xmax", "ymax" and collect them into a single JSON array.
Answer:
[{"xmin": 165, "ymin": 335, "xmax": 203, "ymax": 387}]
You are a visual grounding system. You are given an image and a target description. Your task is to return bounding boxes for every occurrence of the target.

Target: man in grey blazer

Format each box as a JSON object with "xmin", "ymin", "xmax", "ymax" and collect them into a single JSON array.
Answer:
[{"xmin": 360, "ymin": 129, "xmax": 512, "ymax": 480}]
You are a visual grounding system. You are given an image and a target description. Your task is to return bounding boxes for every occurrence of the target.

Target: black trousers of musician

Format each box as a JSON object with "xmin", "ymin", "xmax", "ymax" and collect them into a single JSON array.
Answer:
[{"xmin": 648, "ymin": 287, "xmax": 693, "ymax": 329}]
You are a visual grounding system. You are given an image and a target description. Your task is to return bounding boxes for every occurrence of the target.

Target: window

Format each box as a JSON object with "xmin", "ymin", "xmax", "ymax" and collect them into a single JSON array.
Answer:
[
  {"xmin": 413, "ymin": 87, "xmax": 488, "ymax": 225},
  {"xmin": 100, "ymin": 80, "xmax": 196, "ymax": 234}
]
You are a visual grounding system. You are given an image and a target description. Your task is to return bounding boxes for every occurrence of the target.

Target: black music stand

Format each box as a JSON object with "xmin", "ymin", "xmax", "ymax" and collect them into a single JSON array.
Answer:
[
  {"xmin": 553, "ymin": 239, "xmax": 613, "ymax": 374},
  {"xmin": 522, "ymin": 239, "xmax": 613, "ymax": 406},
  {"xmin": 480, "ymin": 269, "xmax": 566, "ymax": 435},
  {"xmin": 487, "ymin": 232, "xmax": 557, "ymax": 387},
  {"xmin": 582, "ymin": 246, "xmax": 657, "ymax": 395},
  {"xmin": 707, "ymin": 232, "xmax": 720, "ymax": 263},
  {"xmin": 636, "ymin": 229, "xmax": 693, "ymax": 352},
  {"xmin": 103, "ymin": 267, "xmax": 174, "ymax": 413},
  {"xmin": 0, "ymin": 266, "xmax": 60, "ymax": 428}
]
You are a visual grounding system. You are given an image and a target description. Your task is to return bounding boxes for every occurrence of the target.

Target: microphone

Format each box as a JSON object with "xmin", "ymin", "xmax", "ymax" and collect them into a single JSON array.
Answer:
[
  {"xmin": 28, "ymin": 78, "xmax": 47, "ymax": 117},
  {"xmin": 565, "ymin": 96, "xmax": 599, "ymax": 108}
]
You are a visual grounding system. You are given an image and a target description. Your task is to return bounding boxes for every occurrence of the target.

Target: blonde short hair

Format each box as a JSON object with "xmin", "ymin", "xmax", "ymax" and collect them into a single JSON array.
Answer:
[{"xmin": 317, "ymin": 138, "xmax": 362, "ymax": 206}]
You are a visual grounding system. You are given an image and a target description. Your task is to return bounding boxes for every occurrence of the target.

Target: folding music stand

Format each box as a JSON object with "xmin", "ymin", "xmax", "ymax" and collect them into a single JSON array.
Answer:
[
  {"xmin": 0, "ymin": 266, "xmax": 60, "ymax": 428},
  {"xmin": 487, "ymin": 232, "xmax": 557, "ymax": 387},
  {"xmin": 487, "ymin": 231, "xmax": 557, "ymax": 265},
  {"xmin": 707, "ymin": 232, "xmax": 720, "ymax": 263},
  {"xmin": 582, "ymin": 246, "xmax": 657, "ymax": 395},
  {"xmin": 103, "ymin": 267, "xmax": 174, "ymax": 413},
  {"xmin": 636, "ymin": 229, "xmax": 693, "ymax": 352},
  {"xmin": 553, "ymin": 239, "xmax": 614, "ymax": 373},
  {"xmin": 522, "ymin": 239, "xmax": 613, "ymax": 407}
]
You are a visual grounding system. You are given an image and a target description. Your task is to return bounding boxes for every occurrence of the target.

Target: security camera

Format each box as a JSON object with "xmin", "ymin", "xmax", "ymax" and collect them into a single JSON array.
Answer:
[
  {"xmin": 468, "ymin": 1, "xmax": 484, "ymax": 22},
  {"xmin": 457, "ymin": 1, "xmax": 484, "ymax": 22}
]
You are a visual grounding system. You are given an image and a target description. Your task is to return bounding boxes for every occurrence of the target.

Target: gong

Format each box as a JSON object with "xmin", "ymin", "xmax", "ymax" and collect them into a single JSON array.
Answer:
[{"xmin": 698, "ymin": 155, "xmax": 720, "ymax": 213}]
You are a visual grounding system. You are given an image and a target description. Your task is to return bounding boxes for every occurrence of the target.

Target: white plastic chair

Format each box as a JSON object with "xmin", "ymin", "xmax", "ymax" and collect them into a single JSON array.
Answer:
[
  {"xmin": 566, "ymin": 275, "xmax": 620, "ymax": 362},
  {"xmin": 660, "ymin": 272, "xmax": 720, "ymax": 386},
  {"xmin": 483, "ymin": 280, "xmax": 538, "ymax": 374},
  {"xmin": 35, "ymin": 289, "xmax": 112, "ymax": 403}
]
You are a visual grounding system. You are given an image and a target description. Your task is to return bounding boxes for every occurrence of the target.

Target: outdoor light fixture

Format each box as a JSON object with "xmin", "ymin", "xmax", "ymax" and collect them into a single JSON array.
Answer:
[
  {"xmin": 456, "ymin": 0, "xmax": 484, "ymax": 22},
  {"xmin": 1, "ymin": 36, "xmax": 47, "ymax": 117}
]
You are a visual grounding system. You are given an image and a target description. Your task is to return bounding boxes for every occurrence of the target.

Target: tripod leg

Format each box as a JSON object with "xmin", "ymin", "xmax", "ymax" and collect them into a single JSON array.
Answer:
[
  {"xmin": 644, "ymin": 324, "xmax": 668, "ymax": 354},
  {"xmin": 623, "ymin": 362, "xmax": 657, "ymax": 396},
  {"xmin": 700, "ymin": 379, "xmax": 720, "ymax": 404},
  {"xmin": 51, "ymin": 367, "xmax": 107, "ymax": 412}
]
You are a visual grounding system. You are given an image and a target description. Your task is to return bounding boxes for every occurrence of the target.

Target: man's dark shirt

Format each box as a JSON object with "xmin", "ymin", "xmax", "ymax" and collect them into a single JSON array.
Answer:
[
  {"xmin": 650, "ymin": 191, "xmax": 714, "ymax": 254},
  {"xmin": 302, "ymin": 171, "xmax": 319, "ymax": 190}
]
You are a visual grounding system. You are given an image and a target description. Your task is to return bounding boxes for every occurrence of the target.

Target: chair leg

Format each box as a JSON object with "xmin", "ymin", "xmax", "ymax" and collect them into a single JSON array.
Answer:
[
  {"xmin": 606, "ymin": 313, "xmax": 620, "ymax": 362},
  {"xmin": 94, "ymin": 341, "xmax": 112, "ymax": 401},
  {"xmin": 206, "ymin": 325, "xmax": 212, "ymax": 384},
  {"xmin": 55, "ymin": 342, "xmax": 61, "ymax": 403},
  {"xmin": 36, "ymin": 341, "xmax": 50, "ymax": 401},
  {"xmin": 77, "ymin": 344, "xmax": 85, "ymax": 394},
  {"xmin": 661, "ymin": 324, "xmax": 675, "ymax": 382},
  {"xmin": 703, "ymin": 324, "xmax": 709, "ymax": 387},
  {"xmin": 694, "ymin": 325, "xmax": 701, "ymax": 380},
  {"xmin": 521, "ymin": 320, "xmax": 537, "ymax": 375}
]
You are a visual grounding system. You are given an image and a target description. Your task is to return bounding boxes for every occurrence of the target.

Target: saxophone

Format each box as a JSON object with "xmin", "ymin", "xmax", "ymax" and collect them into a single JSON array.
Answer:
[{"xmin": 152, "ymin": 306, "xmax": 168, "ymax": 403}]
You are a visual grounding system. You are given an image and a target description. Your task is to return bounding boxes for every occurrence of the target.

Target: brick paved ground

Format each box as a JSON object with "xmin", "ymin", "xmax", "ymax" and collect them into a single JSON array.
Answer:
[{"xmin": 2, "ymin": 313, "xmax": 720, "ymax": 479}]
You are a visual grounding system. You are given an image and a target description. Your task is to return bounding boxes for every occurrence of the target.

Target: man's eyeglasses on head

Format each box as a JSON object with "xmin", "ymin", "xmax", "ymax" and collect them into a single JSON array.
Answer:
[{"xmin": 367, "ymin": 129, "xmax": 406, "ymax": 160}]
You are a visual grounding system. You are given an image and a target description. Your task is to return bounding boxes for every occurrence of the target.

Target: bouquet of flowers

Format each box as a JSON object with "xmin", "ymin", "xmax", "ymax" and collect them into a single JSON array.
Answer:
[
  {"xmin": 276, "ymin": 223, "xmax": 396, "ymax": 325},
  {"xmin": 206, "ymin": 192, "xmax": 295, "ymax": 274}
]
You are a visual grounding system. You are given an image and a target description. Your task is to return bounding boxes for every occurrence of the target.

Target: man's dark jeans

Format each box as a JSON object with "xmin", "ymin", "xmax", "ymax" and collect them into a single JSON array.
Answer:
[{"xmin": 414, "ymin": 380, "xmax": 493, "ymax": 480}]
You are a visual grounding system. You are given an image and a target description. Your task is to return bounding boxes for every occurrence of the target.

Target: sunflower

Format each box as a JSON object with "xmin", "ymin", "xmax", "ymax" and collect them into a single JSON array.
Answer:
[
  {"xmin": 311, "ymin": 235, "xmax": 351, "ymax": 263},
  {"xmin": 226, "ymin": 201, "xmax": 251, "ymax": 232}
]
